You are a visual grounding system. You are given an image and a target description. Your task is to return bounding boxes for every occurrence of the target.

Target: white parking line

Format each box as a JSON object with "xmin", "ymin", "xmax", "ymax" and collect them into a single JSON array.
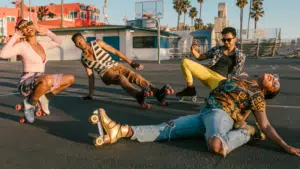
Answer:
[
  {"xmin": 288, "ymin": 65, "xmax": 300, "ymax": 71},
  {"xmin": 269, "ymin": 65, "xmax": 276, "ymax": 70}
]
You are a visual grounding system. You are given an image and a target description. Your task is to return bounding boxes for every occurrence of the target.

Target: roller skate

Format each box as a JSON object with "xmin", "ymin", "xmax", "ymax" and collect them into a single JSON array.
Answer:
[
  {"xmin": 234, "ymin": 121, "xmax": 266, "ymax": 141},
  {"xmin": 136, "ymin": 86, "xmax": 153, "ymax": 109},
  {"xmin": 88, "ymin": 108, "xmax": 131, "ymax": 147},
  {"xmin": 176, "ymin": 86, "xmax": 197, "ymax": 102},
  {"xmin": 38, "ymin": 94, "xmax": 51, "ymax": 115},
  {"xmin": 154, "ymin": 84, "xmax": 174, "ymax": 106},
  {"xmin": 15, "ymin": 98, "xmax": 48, "ymax": 123}
]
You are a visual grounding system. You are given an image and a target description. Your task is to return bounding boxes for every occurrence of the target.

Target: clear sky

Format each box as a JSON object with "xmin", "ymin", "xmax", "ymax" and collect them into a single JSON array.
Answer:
[{"xmin": 0, "ymin": 0, "xmax": 299, "ymax": 39}]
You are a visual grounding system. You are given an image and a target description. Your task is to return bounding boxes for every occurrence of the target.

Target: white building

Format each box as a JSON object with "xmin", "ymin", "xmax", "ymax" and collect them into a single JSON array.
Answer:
[{"xmin": 36, "ymin": 25, "xmax": 179, "ymax": 61}]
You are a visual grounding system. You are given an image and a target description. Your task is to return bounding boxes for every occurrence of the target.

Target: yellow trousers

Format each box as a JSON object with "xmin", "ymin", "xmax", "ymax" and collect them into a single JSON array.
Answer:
[{"xmin": 181, "ymin": 58, "xmax": 226, "ymax": 90}]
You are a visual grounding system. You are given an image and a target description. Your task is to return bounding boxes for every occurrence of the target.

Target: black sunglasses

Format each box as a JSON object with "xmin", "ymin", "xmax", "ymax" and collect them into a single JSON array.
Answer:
[{"xmin": 221, "ymin": 37, "xmax": 235, "ymax": 43}]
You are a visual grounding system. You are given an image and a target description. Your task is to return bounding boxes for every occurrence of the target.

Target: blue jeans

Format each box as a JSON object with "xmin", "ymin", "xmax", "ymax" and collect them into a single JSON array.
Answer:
[{"xmin": 131, "ymin": 108, "xmax": 251, "ymax": 156}]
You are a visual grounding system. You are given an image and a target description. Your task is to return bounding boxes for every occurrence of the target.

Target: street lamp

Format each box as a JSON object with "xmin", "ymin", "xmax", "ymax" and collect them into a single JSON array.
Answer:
[{"xmin": 142, "ymin": 14, "xmax": 161, "ymax": 64}]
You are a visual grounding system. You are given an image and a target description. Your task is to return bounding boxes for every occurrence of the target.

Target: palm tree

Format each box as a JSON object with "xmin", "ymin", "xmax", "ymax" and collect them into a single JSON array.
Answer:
[
  {"xmin": 173, "ymin": 0, "xmax": 184, "ymax": 30},
  {"xmin": 194, "ymin": 18, "xmax": 203, "ymax": 30},
  {"xmin": 247, "ymin": 0, "xmax": 252, "ymax": 39},
  {"xmin": 37, "ymin": 6, "xmax": 49, "ymax": 21},
  {"xmin": 197, "ymin": 0, "xmax": 204, "ymax": 28},
  {"xmin": 189, "ymin": 7, "xmax": 198, "ymax": 26},
  {"xmin": 182, "ymin": 0, "xmax": 191, "ymax": 29},
  {"xmin": 206, "ymin": 23, "xmax": 214, "ymax": 30},
  {"xmin": 250, "ymin": 0, "xmax": 264, "ymax": 30},
  {"xmin": 236, "ymin": 0, "xmax": 248, "ymax": 50}
]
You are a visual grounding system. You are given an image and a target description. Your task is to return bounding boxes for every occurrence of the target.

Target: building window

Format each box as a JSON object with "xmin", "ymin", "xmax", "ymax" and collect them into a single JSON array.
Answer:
[
  {"xmin": 69, "ymin": 11, "xmax": 78, "ymax": 19},
  {"xmin": 133, "ymin": 36, "xmax": 155, "ymax": 48},
  {"xmin": 95, "ymin": 15, "xmax": 99, "ymax": 22},
  {"xmin": 80, "ymin": 11, "xmax": 87, "ymax": 20},
  {"xmin": 90, "ymin": 13, "xmax": 94, "ymax": 21},
  {"xmin": 6, "ymin": 16, "xmax": 16, "ymax": 22}
]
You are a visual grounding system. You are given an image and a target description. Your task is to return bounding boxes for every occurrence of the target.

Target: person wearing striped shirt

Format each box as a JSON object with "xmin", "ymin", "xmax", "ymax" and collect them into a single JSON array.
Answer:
[{"xmin": 71, "ymin": 33, "xmax": 173, "ymax": 108}]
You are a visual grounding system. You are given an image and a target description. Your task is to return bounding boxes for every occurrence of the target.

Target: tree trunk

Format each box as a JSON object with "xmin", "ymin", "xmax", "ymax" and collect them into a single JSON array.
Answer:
[
  {"xmin": 177, "ymin": 13, "xmax": 180, "ymax": 30},
  {"xmin": 240, "ymin": 8, "xmax": 243, "ymax": 51},
  {"xmin": 184, "ymin": 13, "xmax": 186, "ymax": 29},
  {"xmin": 61, "ymin": 0, "xmax": 64, "ymax": 28},
  {"xmin": 247, "ymin": 0, "xmax": 252, "ymax": 39},
  {"xmin": 199, "ymin": 3, "xmax": 202, "ymax": 29},
  {"xmin": 200, "ymin": 3, "xmax": 202, "ymax": 20},
  {"xmin": 20, "ymin": 0, "xmax": 24, "ymax": 19},
  {"xmin": 255, "ymin": 20, "xmax": 257, "ymax": 30},
  {"xmin": 191, "ymin": 18, "xmax": 194, "ymax": 27}
]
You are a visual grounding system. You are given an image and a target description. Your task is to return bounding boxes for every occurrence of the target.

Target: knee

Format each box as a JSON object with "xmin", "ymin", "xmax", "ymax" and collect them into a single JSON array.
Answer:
[
  {"xmin": 67, "ymin": 75, "xmax": 75, "ymax": 84},
  {"xmin": 41, "ymin": 75, "xmax": 54, "ymax": 87},
  {"xmin": 208, "ymin": 136, "xmax": 225, "ymax": 155},
  {"xmin": 116, "ymin": 75, "xmax": 127, "ymax": 83},
  {"xmin": 181, "ymin": 58, "xmax": 190, "ymax": 66}
]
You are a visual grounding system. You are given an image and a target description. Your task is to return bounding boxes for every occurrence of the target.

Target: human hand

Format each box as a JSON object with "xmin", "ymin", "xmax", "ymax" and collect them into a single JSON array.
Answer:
[
  {"xmin": 130, "ymin": 61, "xmax": 143, "ymax": 70},
  {"xmin": 15, "ymin": 29, "xmax": 25, "ymax": 38},
  {"xmin": 283, "ymin": 145, "xmax": 300, "ymax": 156},
  {"xmin": 34, "ymin": 24, "xmax": 49, "ymax": 35}
]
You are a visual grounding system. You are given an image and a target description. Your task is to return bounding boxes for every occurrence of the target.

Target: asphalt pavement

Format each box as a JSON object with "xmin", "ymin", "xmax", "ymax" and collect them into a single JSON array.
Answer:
[{"xmin": 0, "ymin": 58, "xmax": 299, "ymax": 169}]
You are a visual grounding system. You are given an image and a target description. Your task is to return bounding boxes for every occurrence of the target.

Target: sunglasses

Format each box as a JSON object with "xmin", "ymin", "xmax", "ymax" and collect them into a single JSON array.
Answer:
[
  {"xmin": 17, "ymin": 20, "xmax": 33, "ymax": 30},
  {"xmin": 221, "ymin": 37, "xmax": 235, "ymax": 43},
  {"xmin": 272, "ymin": 74, "xmax": 280, "ymax": 88}
]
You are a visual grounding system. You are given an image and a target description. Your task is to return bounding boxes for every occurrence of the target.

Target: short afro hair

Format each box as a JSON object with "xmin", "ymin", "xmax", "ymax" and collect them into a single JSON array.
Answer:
[
  {"xmin": 221, "ymin": 27, "xmax": 237, "ymax": 37},
  {"xmin": 71, "ymin": 32, "xmax": 84, "ymax": 43}
]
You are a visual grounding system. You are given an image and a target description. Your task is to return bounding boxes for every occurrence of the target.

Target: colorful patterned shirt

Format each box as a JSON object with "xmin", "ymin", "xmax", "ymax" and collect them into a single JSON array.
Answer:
[
  {"xmin": 204, "ymin": 77, "xmax": 266, "ymax": 122},
  {"xmin": 205, "ymin": 46, "xmax": 246, "ymax": 77}
]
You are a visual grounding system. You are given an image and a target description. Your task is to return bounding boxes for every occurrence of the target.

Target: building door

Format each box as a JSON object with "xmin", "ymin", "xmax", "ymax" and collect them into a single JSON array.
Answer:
[{"xmin": 103, "ymin": 36, "xmax": 120, "ymax": 61}]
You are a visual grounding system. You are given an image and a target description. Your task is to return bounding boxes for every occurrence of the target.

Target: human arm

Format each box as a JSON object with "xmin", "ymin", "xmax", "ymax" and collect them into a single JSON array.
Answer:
[
  {"xmin": 190, "ymin": 43, "xmax": 210, "ymax": 61},
  {"xmin": 252, "ymin": 96, "xmax": 300, "ymax": 156},
  {"xmin": 36, "ymin": 25, "xmax": 62, "ymax": 50},
  {"xmin": 81, "ymin": 61, "xmax": 95, "ymax": 100},
  {"xmin": 0, "ymin": 30, "xmax": 23, "ymax": 59},
  {"xmin": 97, "ymin": 40, "xmax": 143, "ymax": 70}
]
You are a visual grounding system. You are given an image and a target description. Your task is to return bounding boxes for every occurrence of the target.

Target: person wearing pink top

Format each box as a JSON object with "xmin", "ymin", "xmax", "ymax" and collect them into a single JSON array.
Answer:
[{"xmin": 0, "ymin": 19, "xmax": 75, "ymax": 123}]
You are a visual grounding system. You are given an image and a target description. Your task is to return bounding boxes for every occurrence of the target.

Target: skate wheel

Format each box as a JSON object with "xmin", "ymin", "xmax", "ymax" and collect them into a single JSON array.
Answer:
[
  {"xmin": 178, "ymin": 96, "xmax": 184, "ymax": 102},
  {"xmin": 192, "ymin": 96, "xmax": 197, "ymax": 103},
  {"xmin": 89, "ymin": 115, "xmax": 99, "ymax": 124},
  {"xmin": 169, "ymin": 89, "xmax": 175, "ymax": 94},
  {"xmin": 144, "ymin": 91, "xmax": 149, "ymax": 97},
  {"xmin": 35, "ymin": 110, "xmax": 42, "ymax": 117},
  {"xmin": 146, "ymin": 104, "xmax": 151, "ymax": 108},
  {"xmin": 93, "ymin": 137, "xmax": 104, "ymax": 147},
  {"xmin": 165, "ymin": 90, "xmax": 171, "ymax": 95},
  {"xmin": 161, "ymin": 101, "xmax": 168, "ymax": 106},
  {"xmin": 19, "ymin": 117, "xmax": 25, "ymax": 123},
  {"xmin": 15, "ymin": 104, "xmax": 23, "ymax": 111},
  {"xmin": 149, "ymin": 91, "xmax": 154, "ymax": 96}
]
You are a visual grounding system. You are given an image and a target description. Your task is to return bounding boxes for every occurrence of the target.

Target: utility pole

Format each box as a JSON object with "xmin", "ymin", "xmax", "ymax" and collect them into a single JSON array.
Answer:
[
  {"xmin": 20, "ymin": 0, "xmax": 24, "ymax": 19},
  {"xmin": 61, "ymin": 0, "xmax": 64, "ymax": 28},
  {"xmin": 29, "ymin": 0, "xmax": 32, "ymax": 20}
]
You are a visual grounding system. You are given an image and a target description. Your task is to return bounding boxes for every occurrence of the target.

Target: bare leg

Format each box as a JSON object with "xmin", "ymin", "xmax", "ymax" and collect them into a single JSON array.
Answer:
[{"xmin": 49, "ymin": 74, "xmax": 75, "ymax": 95}]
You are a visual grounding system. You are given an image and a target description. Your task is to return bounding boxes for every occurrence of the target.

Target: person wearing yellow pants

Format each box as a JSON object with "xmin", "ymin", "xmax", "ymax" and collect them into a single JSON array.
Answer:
[{"xmin": 176, "ymin": 27, "xmax": 247, "ymax": 101}]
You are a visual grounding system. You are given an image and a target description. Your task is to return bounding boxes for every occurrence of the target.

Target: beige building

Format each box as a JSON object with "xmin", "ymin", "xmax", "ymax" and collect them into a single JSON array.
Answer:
[{"xmin": 214, "ymin": 3, "xmax": 230, "ymax": 45}]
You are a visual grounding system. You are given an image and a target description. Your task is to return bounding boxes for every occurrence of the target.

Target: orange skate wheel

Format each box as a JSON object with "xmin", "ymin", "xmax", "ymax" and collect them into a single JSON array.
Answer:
[
  {"xmin": 15, "ymin": 104, "xmax": 23, "ymax": 111},
  {"xmin": 93, "ymin": 137, "xmax": 104, "ymax": 147},
  {"xmin": 149, "ymin": 91, "xmax": 154, "ymax": 96},
  {"xmin": 89, "ymin": 115, "xmax": 99, "ymax": 124},
  {"xmin": 19, "ymin": 117, "xmax": 25, "ymax": 123},
  {"xmin": 35, "ymin": 110, "xmax": 42, "ymax": 117},
  {"xmin": 170, "ymin": 89, "xmax": 175, "ymax": 94}
]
